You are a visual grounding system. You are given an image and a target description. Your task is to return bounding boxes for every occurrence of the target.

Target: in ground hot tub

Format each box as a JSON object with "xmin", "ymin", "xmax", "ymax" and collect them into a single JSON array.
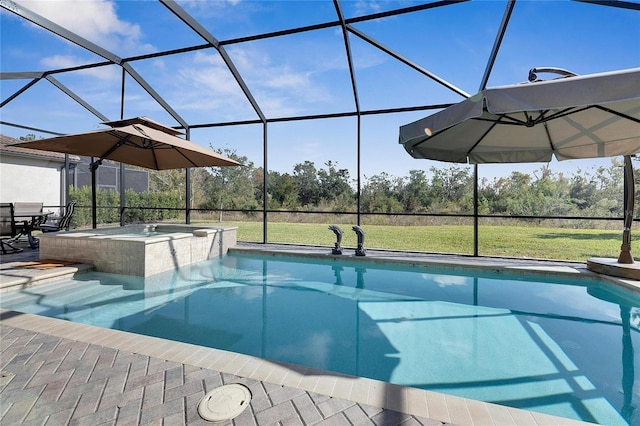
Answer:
[{"xmin": 38, "ymin": 224, "xmax": 237, "ymax": 277}]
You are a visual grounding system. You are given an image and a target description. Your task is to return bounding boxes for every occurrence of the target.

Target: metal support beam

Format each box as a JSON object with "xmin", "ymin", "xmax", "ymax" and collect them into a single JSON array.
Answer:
[
  {"xmin": 263, "ymin": 123, "xmax": 268, "ymax": 244},
  {"xmin": 0, "ymin": 72, "xmax": 46, "ymax": 79},
  {"xmin": 219, "ymin": 1, "xmax": 468, "ymax": 46},
  {"xmin": 64, "ymin": 154, "xmax": 71, "ymax": 207},
  {"xmin": 160, "ymin": 0, "xmax": 267, "ymax": 124},
  {"xmin": 91, "ymin": 158, "xmax": 97, "ymax": 229},
  {"xmin": 348, "ymin": 26, "xmax": 470, "ymax": 99},
  {"xmin": 474, "ymin": 0, "xmax": 515, "ymax": 254},
  {"xmin": 572, "ymin": 0, "xmax": 640, "ymax": 11},
  {"xmin": 1, "ymin": 76, "xmax": 44, "ymax": 109},
  {"xmin": 0, "ymin": 0, "xmax": 122, "ymax": 64},
  {"xmin": 334, "ymin": 1, "xmax": 361, "ymax": 113},
  {"xmin": 186, "ymin": 128, "xmax": 192, "ymax": 224},
  {"xmin": 119, "ymin": 68, "xmax": 126, "ymax": 227},
  {"xmin": 0, "ymin": 121, "xmax": 64, "ymax": 136},
  {"xmin": 474, "ymin": 164, "xmax": 479, "ymax": 256},
  {"xmin": 334, "ymin": 0, "xmax": 363, "ymax": 225},
  {"xmin": 161, "ymin": 0, "xmax": 269, "ymax": 239},
  {"xmin": 346, "ymin": 0, "xmax": 469, "ymax": 24},
  {"xmin": 46, "ymin": 76, "xmax": 110, "ymax": 122},
  {"xmin": 121, "ymin": 63, "xmax": 188, "ymax": 129},
  {"xmin": 479, "ymin": 0, "xmax": 515, "ymax": 91}
]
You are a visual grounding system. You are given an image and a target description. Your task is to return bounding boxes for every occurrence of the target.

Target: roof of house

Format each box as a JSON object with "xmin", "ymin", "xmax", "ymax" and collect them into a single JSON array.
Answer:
[{"xmin": 0, "ymin": 134, "xmax": 81, "ymax": 163}]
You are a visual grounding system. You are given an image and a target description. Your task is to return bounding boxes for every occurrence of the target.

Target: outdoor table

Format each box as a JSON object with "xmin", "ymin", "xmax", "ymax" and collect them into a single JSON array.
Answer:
[{"xmin": 13, "ymin": 211, "xmax": 52, "ymax": 248}]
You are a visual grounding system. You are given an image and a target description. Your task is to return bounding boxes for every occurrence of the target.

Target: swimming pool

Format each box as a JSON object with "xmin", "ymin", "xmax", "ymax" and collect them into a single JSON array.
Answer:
[{"xmin": 2, "ymin": 252, "xmax": 638, "ymax": 425}]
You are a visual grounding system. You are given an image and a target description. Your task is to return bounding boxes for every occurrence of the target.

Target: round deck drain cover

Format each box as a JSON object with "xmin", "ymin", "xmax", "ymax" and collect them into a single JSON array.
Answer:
[{"xmin": 198, "ymin": 383, "xmax": 251, "ymax": 422}]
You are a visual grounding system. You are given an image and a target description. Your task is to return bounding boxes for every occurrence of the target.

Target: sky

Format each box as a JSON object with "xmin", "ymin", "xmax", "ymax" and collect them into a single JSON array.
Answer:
[{"xmin": 1, "ymin": 0, "xmax": 639, "ymax": 183}]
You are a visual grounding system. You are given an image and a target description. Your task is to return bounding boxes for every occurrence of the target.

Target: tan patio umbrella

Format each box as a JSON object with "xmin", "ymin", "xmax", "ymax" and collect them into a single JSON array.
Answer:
[
  {"xmin": 14, "ymin": 116, "xmax": 241, "ymax": 227},
  {"xmin": 15, "ymin": 116, "xmax": 240, "ymax": 170},
  {"xmin": 399, "ymin": 67, "xmax": 640, "ymax": 274}
]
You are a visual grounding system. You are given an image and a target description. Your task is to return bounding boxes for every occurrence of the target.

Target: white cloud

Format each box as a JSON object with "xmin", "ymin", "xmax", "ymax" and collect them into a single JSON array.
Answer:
[
  {"xmin": 39, "ymin": 54, "xmax": 85, "ymax": 69},
  {"xmin": 40, "ymin": 54, "xmax": 118, "ymax": 80},
  {"xmin": 192, "ymin": 51, "xmax": 224, "ymax": 66},
  {"xmin": 225, "ymin": 43, "xmax": 313, "ymax": 91},
  {"xmin": 254, "ymin": 96, "xmax": 298, "ymax": 118},
  {"xmin": 353, "ymin": 0, "xmax": 383, "ymax": 15},
  {"xmin": 151, "ymin": 58, "xmax": 168, "ymax": 72},
  {"xmin": 178, "ymin": 0, "xmax": 240, "ymax": 10},
  {"xmin": 177, "ymin": 52, "xmax": 246, "ymax": 104},
  {"xmin": 15, "ymin": 0, "xmax": 154, "ymax": 55},
  {"xmin": 226, "ymin": 46, "xmax": 334, "ymax": 111},
  {"xmin": 166, "ymin": 47, "xmax": 331, "ymax": 117},
  {"xmin": 431, "ymin": 274, "xmax": 470, "ymax": 287},
  {"xmin": 180, "ymin": 65, "xmax": 240, "ymax": 97},
  {"xmin": 266, "ymin": 70, "xmax": 310, "ymax": 90},
  {"xmin": 271, "ymin": 331, "xmax": 333, "ymax": 368}
]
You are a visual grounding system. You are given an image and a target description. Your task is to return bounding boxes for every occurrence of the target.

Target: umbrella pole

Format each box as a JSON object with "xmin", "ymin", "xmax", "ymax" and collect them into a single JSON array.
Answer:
[
  {"xmin": 90, "ymin": 159, "xmax": 101, "ymax": 229},
  {"xmin": 618, "ymin": 155, "xmax": 635, "ymax": 264}
]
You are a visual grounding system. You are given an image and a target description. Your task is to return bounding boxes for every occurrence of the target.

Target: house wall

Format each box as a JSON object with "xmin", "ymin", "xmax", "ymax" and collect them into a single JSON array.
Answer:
[{"xmin": 0, "ymin": 155, "xmax": 65, "ymax": 209}]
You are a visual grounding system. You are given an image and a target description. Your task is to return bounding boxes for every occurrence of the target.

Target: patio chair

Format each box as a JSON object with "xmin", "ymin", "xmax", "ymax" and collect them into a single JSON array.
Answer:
[
  {"xmin": 0, "ymin": 203, "xmax": 22, "ymax": 254},
  {"xmin": 13, "ymin": 202, "xmax": 43, "ymax": 215},
  {"xmin": 35, "ymin": 201, "xmax": 76, "ymax": 233},
  {"xmin": 13, "ymin": 202, "xmax": 44, "ymax": 234}
]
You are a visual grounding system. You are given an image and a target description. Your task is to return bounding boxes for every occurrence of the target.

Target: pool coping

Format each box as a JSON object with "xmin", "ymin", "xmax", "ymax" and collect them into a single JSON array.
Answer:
[
  {"xmin": 229, "ymin": 243, "xmax": 640, "ymax": 294},
  {"xmin": 0, "ymin": 309, "xmax": 591, "ymax": 425}
]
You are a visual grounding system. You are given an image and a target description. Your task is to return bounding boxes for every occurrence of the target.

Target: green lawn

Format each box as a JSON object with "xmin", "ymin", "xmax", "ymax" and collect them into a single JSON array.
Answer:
[{"xmin": 210, "ymin": 221, "xmax": 638, "ymax": 262}]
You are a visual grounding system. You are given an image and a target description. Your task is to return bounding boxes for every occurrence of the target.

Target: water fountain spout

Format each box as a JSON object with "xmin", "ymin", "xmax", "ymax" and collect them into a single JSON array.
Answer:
[
  {"xmin": 328, "ymin": 225, "xmax": 343, "ymax": 255},
  {"xmin": 352, "ymin": 226, "xmax": 366, "ymax": 256}
]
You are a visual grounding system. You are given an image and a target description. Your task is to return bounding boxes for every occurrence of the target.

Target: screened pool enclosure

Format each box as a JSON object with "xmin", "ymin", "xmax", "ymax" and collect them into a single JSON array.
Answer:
[{"xmin": 1, "ymin": 0, "xmax": 639, "ymax": 260}]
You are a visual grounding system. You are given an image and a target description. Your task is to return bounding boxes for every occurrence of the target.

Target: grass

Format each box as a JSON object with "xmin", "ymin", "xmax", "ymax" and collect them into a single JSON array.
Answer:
[{"xmin": 208, "ymin": 221, "xmax": 639, "ymax": 262}]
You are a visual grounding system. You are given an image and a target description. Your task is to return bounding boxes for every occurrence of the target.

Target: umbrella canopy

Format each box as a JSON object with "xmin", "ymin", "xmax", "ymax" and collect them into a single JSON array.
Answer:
[
  {"xmin": 399, "ymin": 68, "xmax": 640, "ymax": 270},
  {"xmin": 14, "ymin": 116, "xmax": 240, "ymax": 170},
  {"xmin": 399, "ymin": 67, "xmax": 640, "ymax": 163}
]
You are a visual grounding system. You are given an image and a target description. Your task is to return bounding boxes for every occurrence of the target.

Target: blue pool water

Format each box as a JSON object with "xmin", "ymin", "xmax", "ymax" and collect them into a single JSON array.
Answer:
[{"xmin": 2, "ymin": 253, "xmax": 639, "ymax": 424}]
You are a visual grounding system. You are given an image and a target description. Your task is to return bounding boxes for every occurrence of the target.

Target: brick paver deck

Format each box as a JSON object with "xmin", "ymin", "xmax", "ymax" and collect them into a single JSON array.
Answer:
[{"xmin": 1, "ymin": 323, "xmax": 446, "ymax": 425}]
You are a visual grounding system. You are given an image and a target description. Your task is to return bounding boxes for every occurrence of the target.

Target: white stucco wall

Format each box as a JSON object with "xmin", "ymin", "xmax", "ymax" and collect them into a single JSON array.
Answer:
[{"xmin": 0, "ymin": 154, "xmax": 64, "ymax": 209}]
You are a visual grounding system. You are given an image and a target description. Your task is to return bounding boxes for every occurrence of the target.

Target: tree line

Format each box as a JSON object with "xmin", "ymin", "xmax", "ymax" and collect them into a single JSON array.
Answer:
[
  {"xmin": 156, "ymin": 150, "xmax": 633, "ymax": 218},
  {"xmin": 204, "ymin": 151, "xmax": 624, "ymax": 217},
  {"xmin": 68, "ymin": 148, "xmax": 635, "ymax": 226}
]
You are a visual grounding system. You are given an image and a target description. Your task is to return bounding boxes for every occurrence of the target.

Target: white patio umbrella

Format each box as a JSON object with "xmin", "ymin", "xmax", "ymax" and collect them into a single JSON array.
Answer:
[
  {"xmin": 399, "ymin": 67, "xmax": 640, "ymax": 269},
  {"xmin": 14, "ymin": 116, "xmax": 241, "ymax": 227}
]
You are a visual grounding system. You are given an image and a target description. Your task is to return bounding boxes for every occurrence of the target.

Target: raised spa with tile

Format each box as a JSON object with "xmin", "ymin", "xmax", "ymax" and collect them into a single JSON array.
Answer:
[{"xmin": 38, "ymin": 224, "xmax": 237, "ymax": 276}]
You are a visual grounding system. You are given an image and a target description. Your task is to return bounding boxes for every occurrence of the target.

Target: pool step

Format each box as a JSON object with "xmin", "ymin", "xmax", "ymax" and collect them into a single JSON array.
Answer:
[{"xmin": 0, "ymin": 260, "xmax": 94, "ymax": 293}]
